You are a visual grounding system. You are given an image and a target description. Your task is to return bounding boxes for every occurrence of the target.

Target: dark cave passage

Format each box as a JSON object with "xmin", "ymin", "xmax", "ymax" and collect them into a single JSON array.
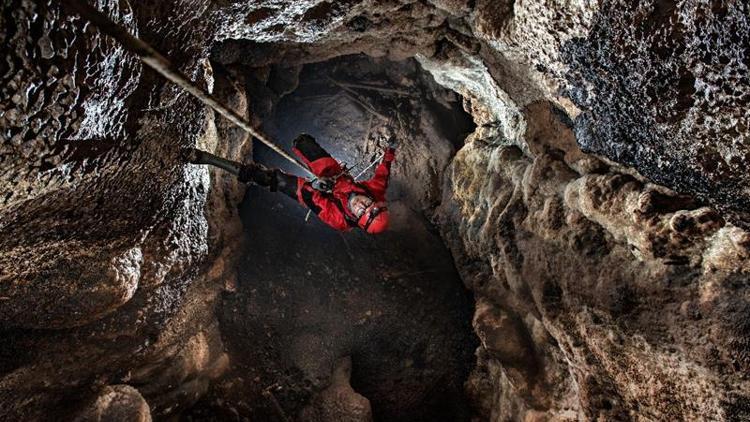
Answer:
[
  {"xmin": 252, "ymin": 55, "xmax": 476, "ymax": 179},
  {"xmin": 194, "ymin": 56, "xmax": 479, "ymax": 421}
]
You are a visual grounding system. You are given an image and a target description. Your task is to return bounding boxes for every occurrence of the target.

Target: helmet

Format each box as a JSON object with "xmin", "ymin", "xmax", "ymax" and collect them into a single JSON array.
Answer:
[{"xmin": 357, "ymin": 202, "xmax": 390, "ymax": 234}]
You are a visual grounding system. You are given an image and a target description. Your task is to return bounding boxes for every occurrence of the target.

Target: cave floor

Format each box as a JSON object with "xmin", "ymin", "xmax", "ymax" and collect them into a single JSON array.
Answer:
[{"xmin": 215, "ymin": 187, "xmax": 476, "ymax": 421}]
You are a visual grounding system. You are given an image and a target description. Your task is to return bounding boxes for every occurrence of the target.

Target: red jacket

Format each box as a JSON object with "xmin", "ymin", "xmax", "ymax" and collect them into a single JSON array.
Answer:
[{"xmin": 294, "ymin": 148, "xmax": 395, "ymax": 231}]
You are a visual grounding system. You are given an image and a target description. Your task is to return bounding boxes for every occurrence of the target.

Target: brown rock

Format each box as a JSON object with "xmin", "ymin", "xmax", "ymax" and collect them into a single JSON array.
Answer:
[
  {"xmin": 74, "ymin": 385, "xmax": 151, "ymax": 422},
  {"xmin": 300, "ymin": 357, "xmax": 373, "ymax": 422}
]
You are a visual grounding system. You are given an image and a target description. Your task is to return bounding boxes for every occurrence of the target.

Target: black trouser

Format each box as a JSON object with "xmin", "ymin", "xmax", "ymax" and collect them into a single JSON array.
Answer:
[
  {"xmin": 190, "ymin": 138, "xmax": 326, "ymax": 201},
  {"xmin": 293, "ymin": 134, "xmax": 332, "ymax": 162},
  {"xmin": 259, "ymin": 134, "xmax": 330, "ymax": 199},
  {"xmin": 244, "ymin": 134, "xmax": 331, "ymax": 201},
  {"xmin": 273, "ymin": 134, "xmax": 327, "ymax": 200}
]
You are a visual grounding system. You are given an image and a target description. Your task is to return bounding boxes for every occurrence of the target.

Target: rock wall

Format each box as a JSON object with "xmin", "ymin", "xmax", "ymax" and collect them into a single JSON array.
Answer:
[
  {"xmin": 437, "ymin": 119, "xmax": 750, "ymax": 420},
  {"xmin": 419, "ymin": 2, "xmax": 750, "ymax": 419},
  {"xmin": 565, "ymin": 1, "xmax": 750, "ymax": 227},
  {"xmin": 1, "ymin": 0, "xmax": 236, "ymax": 419}
]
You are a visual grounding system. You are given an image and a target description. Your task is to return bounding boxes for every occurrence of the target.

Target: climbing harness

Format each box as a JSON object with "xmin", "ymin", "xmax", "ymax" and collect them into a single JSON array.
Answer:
[
  {"xmin": 303, "ymin": 148, "xmax": 386, "ymax": 222},
  {"xmin": 60, "ymin": 0, "xmax": 316, "ymax": 179},
  {"xmin": 310, "ymin": 148, "xmax": 386, "ymax": 193}
]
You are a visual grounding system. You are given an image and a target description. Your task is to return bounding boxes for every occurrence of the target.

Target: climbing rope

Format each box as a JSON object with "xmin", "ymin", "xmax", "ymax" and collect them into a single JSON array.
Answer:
[
  {"xmin": 353, "ymin": 150, "xmax": 386, "ymax": 181},
  {"xmin": 60, "ymin": 0, "xmax": 316, "ymax": 179}
]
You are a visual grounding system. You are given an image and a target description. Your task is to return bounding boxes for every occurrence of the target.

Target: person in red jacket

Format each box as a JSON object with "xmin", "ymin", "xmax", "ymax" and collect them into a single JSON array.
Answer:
[{"xmin": 186, "ymin": 134, "xmax": 396, "ymax": 234}]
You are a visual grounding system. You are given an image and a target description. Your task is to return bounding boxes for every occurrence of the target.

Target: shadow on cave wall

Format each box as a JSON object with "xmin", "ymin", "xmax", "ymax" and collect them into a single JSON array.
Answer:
[{"xmin": 187, "ymin": 56, "xmax": 479, "ymax": 421}]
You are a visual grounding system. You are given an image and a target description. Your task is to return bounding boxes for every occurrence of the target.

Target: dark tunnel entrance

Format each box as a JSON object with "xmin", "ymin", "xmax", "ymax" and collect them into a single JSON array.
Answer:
[{"xmin": 193, "ymin": 56, "xmax": 479, "ymax": 421}]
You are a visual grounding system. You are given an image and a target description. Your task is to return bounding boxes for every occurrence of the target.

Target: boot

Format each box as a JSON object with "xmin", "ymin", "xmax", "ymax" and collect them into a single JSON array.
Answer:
[
  {"xmin": 182, "ymin": 147, "xmax": 241, "ymax": 175},
  {"xmin": 239, "ymin": 162, "xmax": 278, "ymax": 191},
  {"xmin": 183, "ymin": 147, "xmax": 278, "ymax": 191}
]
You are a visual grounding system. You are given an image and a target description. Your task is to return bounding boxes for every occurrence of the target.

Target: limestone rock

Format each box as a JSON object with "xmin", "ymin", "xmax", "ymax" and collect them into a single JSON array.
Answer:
[
  {"xmin": 74, "ymin": 385, "xmax": 151, "ymax": 422},
  {"xmin": 300, "ymin": 357, "xmax": 373, "ymax": 422},
  {"xmin": 437, "ymin": 137, "xmax": 750, "ymax": 420}
]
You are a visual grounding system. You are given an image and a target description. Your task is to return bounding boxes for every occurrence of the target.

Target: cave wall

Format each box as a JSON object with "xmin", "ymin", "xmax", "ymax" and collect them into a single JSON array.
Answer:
[
  {"xmin": 565, "ymin": 1, "xmax": 750, "ymax": 227},
  {"xmin": 2, "ymin": 0, "xmax": 750, "ymax": 420},
  {"xmin": 437, "ymin": 123, "xmax": 750, "ymax": 420},
  {"xmin": 1, "ymin": 0, "xmax": 232, "ymax": 418},
  {"xmin": 420, "ymin": 1, "xmax": 750, "ymax": 419}
]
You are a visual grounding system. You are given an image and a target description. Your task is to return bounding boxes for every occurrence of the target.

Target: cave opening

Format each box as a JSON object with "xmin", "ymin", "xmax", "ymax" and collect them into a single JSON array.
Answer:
[{"xmin": 194, "ymin": 55, "xmax": 480, "ymax": 421}]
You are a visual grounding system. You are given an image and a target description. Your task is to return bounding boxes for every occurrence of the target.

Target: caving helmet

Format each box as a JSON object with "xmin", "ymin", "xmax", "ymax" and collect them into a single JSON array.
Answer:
[{"xmin": 357, "ymin": 201, "xmax": 389, "ymax": 234}]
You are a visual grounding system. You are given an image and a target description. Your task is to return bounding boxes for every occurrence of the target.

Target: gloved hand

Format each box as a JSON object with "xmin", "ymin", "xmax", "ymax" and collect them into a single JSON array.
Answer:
[
  {"xmin": 379, "ymin": 120, "xmax": 399, "ymax": 149},
  {"xmin": 376, "ymin": 133, "xmax": 398, "ymax": 150},
  {"xmin": 376, "ymin": 121, "xmax": 398, "ymax": 149}
]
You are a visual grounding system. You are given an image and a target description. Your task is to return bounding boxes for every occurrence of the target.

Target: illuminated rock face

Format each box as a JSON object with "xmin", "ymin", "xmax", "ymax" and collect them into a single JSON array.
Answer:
[
  {"xmin": 1, "ymin": 0, "xmax": 749, "ymax": 420},
  {"xmin": 1, "ymin": 0, "xmax": 233, "ymax": 419},
  {"xmin": 437, "ymin": 130, "xmax": 750, "ymax": 421},
  {"xmin": 564, "ymin": 1, "xmax": 750, "ymax": 229}
]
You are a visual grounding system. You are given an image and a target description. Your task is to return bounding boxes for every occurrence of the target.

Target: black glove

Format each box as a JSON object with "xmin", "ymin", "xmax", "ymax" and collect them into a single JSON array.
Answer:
[{"xmin": 376, "ymin": 132, "xmax": 398, "ymax": 150}]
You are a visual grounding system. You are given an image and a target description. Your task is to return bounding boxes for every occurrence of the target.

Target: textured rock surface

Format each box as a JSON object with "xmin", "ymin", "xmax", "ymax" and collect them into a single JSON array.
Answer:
[
  {"xmin": 73, "ymin": 385, "xmax": 151, "ymax": 422},
  {"xmin": 300, "ymin": 357, "xmax": 373, "ymax": 422},
  {"xmin": 1, "ymin": 0, "xmax": 233, "ymax": 419},
  {"xmin": 437, "ymin": 132, "xmax": 750, "ymax": 420},
  {"xmin": 211, "ymin": 0, "xmax": 447, "ymax": 66},
  {"xmin": 2, "ymin": 0, "xmax": 750, "ymax": 420},
  {"xmin": 564, "ymin": 1, "xmax": 750, "ymax": 228}
]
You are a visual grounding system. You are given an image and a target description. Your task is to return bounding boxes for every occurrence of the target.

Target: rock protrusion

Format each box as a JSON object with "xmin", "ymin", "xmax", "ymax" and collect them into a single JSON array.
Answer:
[
  {"xmin": 301, "ymin": 357, "xmax": 373, "ymax": 422},
  {"xmin": 73, "ymin": 385, "xmax": 151, "ymax": 422}
]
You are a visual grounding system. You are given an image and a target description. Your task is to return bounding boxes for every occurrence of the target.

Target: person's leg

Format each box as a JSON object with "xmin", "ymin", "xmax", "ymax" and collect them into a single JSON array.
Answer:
[
  {"xmin": 239, "ymin": 164, "xmax": 300, "ymax": 201},
  {"xmin": 186, "ymin": 148, "xmax": 300, "ymax": 200},
  {"xmin": 237, "ymin": 162, "xmax": 278, "ymax": 189},
  {"xmin": 184, "ymin": 148, "xmax": 241, "ymax": 175},
  {"xmin": 292, "ymin": 134, "xmax": 342, "ymax": 178},
  {"xmin": 292, "ymin": 134, "xmax": 331, "ymax": 162}
]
